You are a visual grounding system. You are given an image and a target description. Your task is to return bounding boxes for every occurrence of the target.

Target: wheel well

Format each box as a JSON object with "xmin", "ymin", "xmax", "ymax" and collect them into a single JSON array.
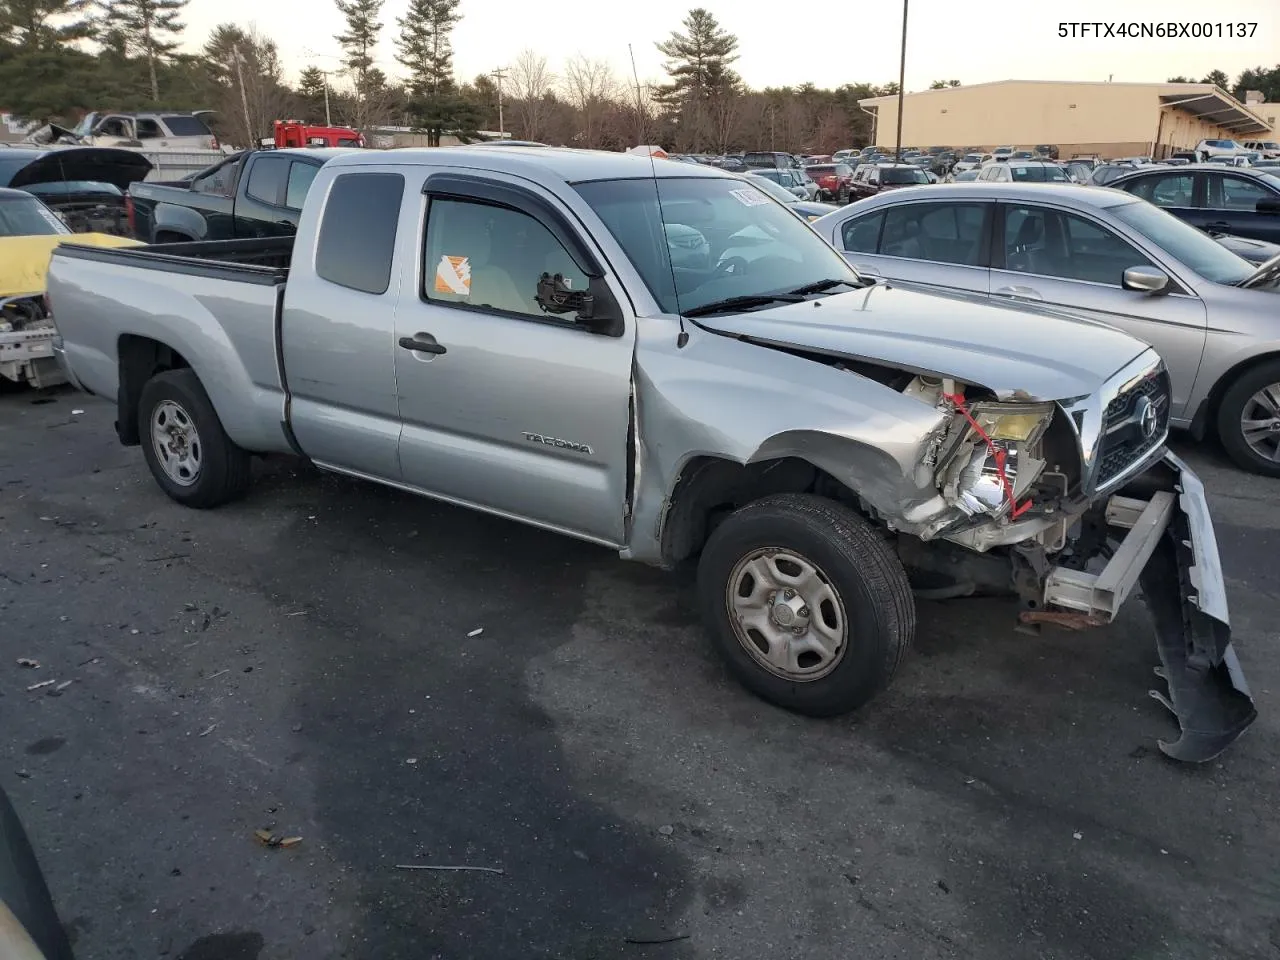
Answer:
[
  {"xmin": 659, "ymin": 456, "xmax": 867, "ymax": 567},
  {"xmin": 116, "ymin": 335, "xmax": 191, "ymax": 446},
  {"xmin": 1193, "ymin": 351, "xmax": 1280, "ymax": 439}
]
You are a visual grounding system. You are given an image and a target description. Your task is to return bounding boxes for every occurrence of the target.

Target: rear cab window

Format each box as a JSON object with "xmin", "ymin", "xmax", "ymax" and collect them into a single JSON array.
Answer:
[
  {"xmin": 315, "ymin": 172, "xmax": 406, "ymax": 294},
  {"xmin": 162, "ymin": 115, "xmax": 213, "ymax": 137}
]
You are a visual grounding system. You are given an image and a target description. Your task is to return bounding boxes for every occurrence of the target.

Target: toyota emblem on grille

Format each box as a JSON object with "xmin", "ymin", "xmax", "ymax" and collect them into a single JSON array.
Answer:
[{"xmin": 1135, "ymin": 396, "xmax": 1158, "ymax": 441}]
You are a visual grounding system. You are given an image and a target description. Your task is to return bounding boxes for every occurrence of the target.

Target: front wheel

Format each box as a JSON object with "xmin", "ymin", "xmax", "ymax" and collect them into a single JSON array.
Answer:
[
  {"xmin": 1216, "ymin": 360, "xmax": 1280, "ymax": 476},
  {"xmin": 697, "ymin": 494, "xmax": 916, "ymax": 717},
  {"xmin": 138, "ymin": 368, "xmax": 253, "ymax": 507}
]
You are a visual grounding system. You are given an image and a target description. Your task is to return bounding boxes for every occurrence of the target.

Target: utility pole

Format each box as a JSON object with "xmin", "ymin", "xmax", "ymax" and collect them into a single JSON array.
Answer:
[
  {"xmin": 491, "ymin": 67, "xmax": 508, "ymax": 137},
  {"xmin": 895, "ymin": 0, "xmax": 908, "ymax": 162},
  {"xmin": 320, "ymin": 70, "xmax": 333, "ymax": 126},
  {"xmin": 231, "ymin": 46, "xmax": 254, "ymax": 149}
]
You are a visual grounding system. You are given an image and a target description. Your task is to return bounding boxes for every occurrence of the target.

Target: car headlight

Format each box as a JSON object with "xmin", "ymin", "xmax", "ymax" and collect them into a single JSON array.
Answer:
[{"xmin": 944, "ymin": 401, "xmax": 1055, "ymax": 518}]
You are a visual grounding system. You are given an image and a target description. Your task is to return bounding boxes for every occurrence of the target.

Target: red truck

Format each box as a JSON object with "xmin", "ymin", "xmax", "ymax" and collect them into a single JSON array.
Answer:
[{"xmin": 263, "ymin": 120, "xmax": 365, "ymax": 149}]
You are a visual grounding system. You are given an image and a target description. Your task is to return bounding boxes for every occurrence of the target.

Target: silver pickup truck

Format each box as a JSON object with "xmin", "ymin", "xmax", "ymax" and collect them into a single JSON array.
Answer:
[{"xmin": 47, "ymin": 148, "xmax": 1256, "ymax": 761}]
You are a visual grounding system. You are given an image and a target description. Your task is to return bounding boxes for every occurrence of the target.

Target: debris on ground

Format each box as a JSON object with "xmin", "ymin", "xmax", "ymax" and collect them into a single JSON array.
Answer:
[
  {"xmin": 467, "ymin": 628, "xmax": 484, "ymax": 638},
  {"xmin": 394, "ymin": 863, "xmax": 505, "ymax": 875},
  {"xmin": 16, "ymin": 658, "xmax": 40, "ymax": 669},
  {"xmin": 254, "ymin": 829, "xmax": 303, "ymax": 849},
  {"xmin": 26, "ymin": 679, "xmax": 56, "ymax": 692}
]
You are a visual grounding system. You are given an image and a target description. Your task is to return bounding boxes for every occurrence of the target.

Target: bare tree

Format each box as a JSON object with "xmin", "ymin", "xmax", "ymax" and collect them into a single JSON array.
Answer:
[
  {"xmin": 560, "ymin": 53, "xmax": 617, "ymax": 148},
  {"xmin": 202, "ymin": 23, "xmax": 295, "ymax": 148},
  {"xmin": 508, "ymin": 48, "xmax": 555, "ymax": 141}
]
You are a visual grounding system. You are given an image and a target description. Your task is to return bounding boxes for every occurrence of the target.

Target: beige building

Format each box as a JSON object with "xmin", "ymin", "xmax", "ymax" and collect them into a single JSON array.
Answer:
[{"xmin": 859, "ymin": 80, "xmax": 1273, "ymax": 158}]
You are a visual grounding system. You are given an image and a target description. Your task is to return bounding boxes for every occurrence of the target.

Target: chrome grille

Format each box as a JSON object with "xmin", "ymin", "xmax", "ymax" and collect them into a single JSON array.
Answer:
[{"xmin": 1094, "ymin": 367, "xmax": 1171, "ymax": 488}]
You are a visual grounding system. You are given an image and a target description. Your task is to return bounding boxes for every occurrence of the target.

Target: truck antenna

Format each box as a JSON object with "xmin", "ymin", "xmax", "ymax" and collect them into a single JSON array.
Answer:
[{"xmin": 630, "ymin": 43, "xmax": 687, "ymax": 348}]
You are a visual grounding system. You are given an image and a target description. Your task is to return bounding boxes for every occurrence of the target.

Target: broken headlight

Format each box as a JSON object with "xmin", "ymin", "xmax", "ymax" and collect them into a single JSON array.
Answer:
[{"xmin": 943, "ymin": 401, "xmax": 1055, "ymax": 518}]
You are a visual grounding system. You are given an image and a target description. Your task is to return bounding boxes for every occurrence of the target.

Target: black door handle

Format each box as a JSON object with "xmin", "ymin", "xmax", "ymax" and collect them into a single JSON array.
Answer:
[{"xmin": 399, "ymin": 333, "xmax": 447, "ymax": 355}]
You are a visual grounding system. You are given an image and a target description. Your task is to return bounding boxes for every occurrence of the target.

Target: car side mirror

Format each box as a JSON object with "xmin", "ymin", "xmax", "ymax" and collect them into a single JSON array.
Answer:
[
  {"xmin": 1256, "ymin": 198, "xmax": 1280, "ymax": 215},
  {"xmin": 536, "ymin": 273, "xmax": 622, "ymax": 336},
  {"xmin": 1122, "ymin": 265, "xmax": 1170, "ymax": 294}
]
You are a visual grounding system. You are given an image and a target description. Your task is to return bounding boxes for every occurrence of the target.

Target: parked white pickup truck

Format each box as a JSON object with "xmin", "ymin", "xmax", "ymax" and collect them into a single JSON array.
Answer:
[{"xmin": 46, "ymin": 147, "xmax": 1256, "ymax": 761}]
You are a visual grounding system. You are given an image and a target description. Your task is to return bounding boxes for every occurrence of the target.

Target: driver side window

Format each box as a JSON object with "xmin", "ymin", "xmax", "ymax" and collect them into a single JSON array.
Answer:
[{"xmin": 423, "ymin": 198, "xmax": 589, "ymax": 319}]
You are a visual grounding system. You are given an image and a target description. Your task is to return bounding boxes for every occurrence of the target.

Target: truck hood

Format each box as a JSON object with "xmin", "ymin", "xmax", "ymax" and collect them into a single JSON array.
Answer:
[
  {"xmin": 692, "ymin": 282, "xmax": 1149, "ymax": 401},
  {"xmin": 0, "ymin": 235, "xmax": 145, "ymax": 299}
]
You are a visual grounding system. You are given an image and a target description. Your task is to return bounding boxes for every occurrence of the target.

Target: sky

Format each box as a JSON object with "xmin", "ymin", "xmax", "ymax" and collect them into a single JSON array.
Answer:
[{"xmin": 178, "ymin": 0, "xmax": 1278, "ymax": 93}]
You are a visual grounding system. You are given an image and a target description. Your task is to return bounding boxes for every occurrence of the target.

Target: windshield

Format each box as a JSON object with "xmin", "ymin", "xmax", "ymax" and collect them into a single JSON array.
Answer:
[
  {"xmin": 0, "ymin": 194, "xmax": 71, "ymax": 237},
  {"xmin": 882, "ymin": 167, "xmax": 929, "ymax": 184},
  {"xmin": 1010, "ymin": 165, "xmax": 1068, "ymax": 182},
  {"xmin": 1109, "ymin": 198, "xmax": 1254, "ymax": 285},
  {"xmin": 575, "ymin": 176, "xmax": 858, "ymax": 314},
  {"xmin": 747, "ymin": 175, "xmax": 799, "ymax": 204}
]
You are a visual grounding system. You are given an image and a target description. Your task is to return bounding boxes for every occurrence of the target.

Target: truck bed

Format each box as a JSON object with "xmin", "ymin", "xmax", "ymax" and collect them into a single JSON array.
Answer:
[
  {"xmin": 47, "ymin": 236, "xmax": 295, "ymax": 456},
  {"xmin": 52, "ymin": 236, "xmax": 294, "ymax": 279}
]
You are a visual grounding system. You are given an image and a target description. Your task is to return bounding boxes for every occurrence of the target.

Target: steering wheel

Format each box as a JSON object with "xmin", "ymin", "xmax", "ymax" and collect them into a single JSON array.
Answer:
[{"xmin": 714, "ymin": 256, "xmax": 749, "ymax": 278}]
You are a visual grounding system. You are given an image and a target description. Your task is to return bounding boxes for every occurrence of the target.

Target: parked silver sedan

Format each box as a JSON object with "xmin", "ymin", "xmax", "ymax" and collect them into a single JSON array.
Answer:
[{"xmin": 813, "ymin": 183, "xmax": 1280, "ymax": 474}]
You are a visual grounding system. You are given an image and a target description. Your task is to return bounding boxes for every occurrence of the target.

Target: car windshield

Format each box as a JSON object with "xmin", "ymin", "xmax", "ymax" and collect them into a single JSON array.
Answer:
[
  {"xmin": 1010, "ymin": 165, "xmax": 1068, "ymax": 182},
  {"xmin": 882, "ymin": 167, "xmax": 929, "ymax": 184},
  {"xmin": 575, "ymin": 176, "xmax": 859, "ymax": 314},
  {"xmin": 1108, "ymin": 198, "xmax": 1254, "ymax": 285},
  {"xmin": 0, "ymin": 193, "xmax": 71, "ymax": 236},
  {"xmin": 747, "ymin": 175, "xmax": 799, "ymax": 204}
]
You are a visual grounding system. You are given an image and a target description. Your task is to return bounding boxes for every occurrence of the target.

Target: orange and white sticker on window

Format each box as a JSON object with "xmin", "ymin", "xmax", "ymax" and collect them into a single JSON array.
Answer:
[{"xmin": 434, "ymin": 255, "xmax": 471, "ymax": 296}]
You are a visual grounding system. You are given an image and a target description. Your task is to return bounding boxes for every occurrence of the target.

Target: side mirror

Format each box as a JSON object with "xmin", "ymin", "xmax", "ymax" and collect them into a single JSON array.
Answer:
[
  {"xmin": 535, "ymin": 273, "xmax": 622, "ymax": 336},
  {"xmin": 1256, "ymin": 198, "xmax": 1280, "ymax": 215},
  {"xmin": 1122, "ymin": 265, "xmax": 1170, "ymax": 294}
]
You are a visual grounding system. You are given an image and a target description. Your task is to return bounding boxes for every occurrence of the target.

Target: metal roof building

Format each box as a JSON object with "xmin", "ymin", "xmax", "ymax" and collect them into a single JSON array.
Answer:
[{"xmin": 858, "ymin": 80, "xmax": 1274, "ymax": 158}]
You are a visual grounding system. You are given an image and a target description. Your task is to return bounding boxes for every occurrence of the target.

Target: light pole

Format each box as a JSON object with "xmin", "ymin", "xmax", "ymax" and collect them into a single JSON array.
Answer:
[
  {"xmin": 895, "ymin": 0, "xmax": 908, "ymax": 162},
  {"xmin": 490, "ymin": 67, "xmax": 508, "ymax": 137}
]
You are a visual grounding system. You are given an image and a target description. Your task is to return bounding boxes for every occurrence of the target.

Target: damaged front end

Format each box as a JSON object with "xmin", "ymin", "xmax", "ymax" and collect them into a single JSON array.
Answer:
[
  {"xmin": 884, "ymin": 352, "xmax": 1255, "ymax": 762},
  {"xmin": 1043, "ymin": 454, "xmax": 1256, "ymax": 762}
]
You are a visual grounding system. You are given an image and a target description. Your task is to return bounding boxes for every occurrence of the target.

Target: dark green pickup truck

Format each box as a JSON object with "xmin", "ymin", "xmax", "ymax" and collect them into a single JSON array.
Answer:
[{"xmin": 128, "ymin": 147, "xmax": 356, "ymax": 244}]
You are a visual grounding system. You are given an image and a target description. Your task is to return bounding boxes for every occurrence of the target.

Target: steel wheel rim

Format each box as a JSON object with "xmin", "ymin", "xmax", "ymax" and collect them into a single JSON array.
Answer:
[
  {"xmin": 150, "ymin": 400, "xmax": 202, "ymax": 486},
  {"xmin": 725, "ymin": 547, "xmax": 848, "ymax": 682},
  {"xmin": 1240, "ymin": 382, "xmax": 1280, "ymax": 462}
]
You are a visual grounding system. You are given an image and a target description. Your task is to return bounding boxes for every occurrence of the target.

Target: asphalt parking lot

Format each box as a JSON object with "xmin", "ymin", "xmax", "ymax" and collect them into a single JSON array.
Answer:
[{"xmin": 1, "ymin": 384, "xmax": 1278, "ymax": 960}]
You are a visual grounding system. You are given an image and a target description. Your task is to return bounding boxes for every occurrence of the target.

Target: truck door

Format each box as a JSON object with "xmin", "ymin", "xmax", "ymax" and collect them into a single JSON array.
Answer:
[{"xmin": 392, "ymin": 172, "xmax": 637, "ymax": 546}]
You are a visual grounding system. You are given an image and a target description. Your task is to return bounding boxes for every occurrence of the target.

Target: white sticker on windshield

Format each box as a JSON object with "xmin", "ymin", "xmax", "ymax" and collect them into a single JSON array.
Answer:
[{"xmin": 729, "ymin": 188, "xmax": 770, "ymax": 207}]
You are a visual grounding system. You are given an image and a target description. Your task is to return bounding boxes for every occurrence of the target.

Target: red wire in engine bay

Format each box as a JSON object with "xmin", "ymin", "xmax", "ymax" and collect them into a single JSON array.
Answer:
[{"xmin": 943, "ymin": 392, "xmax": 1033, "ymax": 519}]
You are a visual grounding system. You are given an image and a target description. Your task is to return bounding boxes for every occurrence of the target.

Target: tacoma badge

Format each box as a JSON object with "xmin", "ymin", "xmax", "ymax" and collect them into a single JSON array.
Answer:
[{"xmin": 523, "ymin": 432, "xmax": 593, "ymax": 455}]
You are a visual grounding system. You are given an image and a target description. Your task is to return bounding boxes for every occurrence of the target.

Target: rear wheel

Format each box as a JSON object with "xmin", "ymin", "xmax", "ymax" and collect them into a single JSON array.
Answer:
[
  {"xmin": 1216, "ymin": 359, "xmax": 1280, "ymax": 477},
  {"xmin": 696, "ymin": 494, "xmax": 915, "ymax": 717},
  {"xmin": 138, "ymin": 369, "xmax": 252, "ymax": 507}
]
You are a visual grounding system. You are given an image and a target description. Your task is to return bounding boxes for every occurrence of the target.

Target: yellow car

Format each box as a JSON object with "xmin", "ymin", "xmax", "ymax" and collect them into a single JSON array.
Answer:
[{"xmin": 1, "ymin": 187, "xmax": 143, "ymax": 387}]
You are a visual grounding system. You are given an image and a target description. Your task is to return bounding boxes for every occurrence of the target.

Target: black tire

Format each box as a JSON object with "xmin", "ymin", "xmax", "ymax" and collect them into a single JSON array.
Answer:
[
  {"xmin": 0, "ymin": 783, "xmax": 75, "ymax": 960},
  {"xmin": 1215, "ymin": 359, "xmax": 1280, "ymax": 477},
  {"xmin": 696, "ymin": 494, "xmax": 915, "ymax": 717},
  {"xmin": 138, "ymin": 368, "xmax": 252, "ymax": 507}
]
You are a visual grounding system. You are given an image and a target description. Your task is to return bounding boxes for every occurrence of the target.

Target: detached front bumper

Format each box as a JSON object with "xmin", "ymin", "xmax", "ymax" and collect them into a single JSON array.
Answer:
[{"xmin": 1042, "ymin": 451, "xmax": 1256, "ymax": 762}]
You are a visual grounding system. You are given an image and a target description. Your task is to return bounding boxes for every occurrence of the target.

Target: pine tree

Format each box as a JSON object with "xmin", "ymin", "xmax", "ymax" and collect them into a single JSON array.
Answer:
[
  {"xmin": 394, "ymin": 0, "xmax": 472, "ymax": 146},
  {"xmin": 335, "ymin": 0, "xmax": 382, "ymax": 90},
  {"xmin": 654, "ymin": 8, "xmax": 740, "ymax": 151},
  {"xmin": 99, "ymin": 0, "xmax": 187, "ymax": 102},
  {"xmin": 298, "ymin": 66, "xmax": 331, "ymax": 124},
  {"xmin": 1, "ymin": 0, "xmax": 94, "ymax": 49}
]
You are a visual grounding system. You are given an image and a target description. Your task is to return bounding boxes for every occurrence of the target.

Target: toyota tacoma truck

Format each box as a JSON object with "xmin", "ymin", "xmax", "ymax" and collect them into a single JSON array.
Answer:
[{"xmin": 46, "ymin": 148, "xmax": 1256, "ymax": 761}]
